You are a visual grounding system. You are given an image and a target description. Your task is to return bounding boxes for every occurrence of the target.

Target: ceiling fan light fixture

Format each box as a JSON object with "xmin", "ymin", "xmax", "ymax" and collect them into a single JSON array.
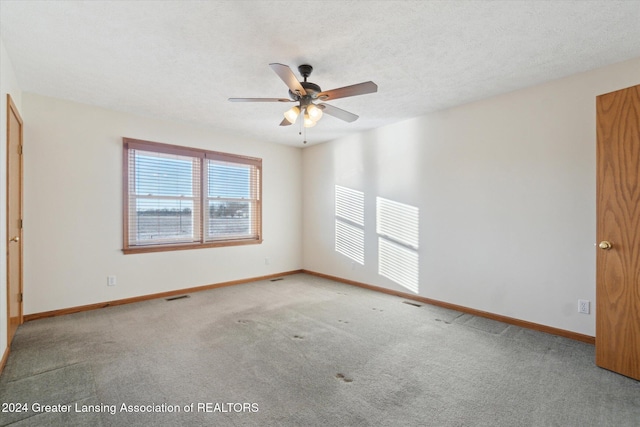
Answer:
[
  {"xmin": 284, "ymin": 106, "xmax": 300, "ymax": 123},
  {"xmin": 303, "ymin": 112, "xmax": 317, "ymax": 128},
  {"xmin": 306, "ymin": 104, "xmax": 323, "ymax": 121}
]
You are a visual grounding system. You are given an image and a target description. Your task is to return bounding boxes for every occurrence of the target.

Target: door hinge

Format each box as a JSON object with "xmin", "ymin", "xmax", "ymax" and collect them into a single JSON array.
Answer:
[
  {"xmin": 19, "ymin": 145, "xmax": 23, "ymax": 155},
  {"xmin": 19, "ymin": 293, "xmax": 23, "ymax": 303},
  {"xmin": 19, "ymin": 219, "xmax": 23, "ymax": 229}
]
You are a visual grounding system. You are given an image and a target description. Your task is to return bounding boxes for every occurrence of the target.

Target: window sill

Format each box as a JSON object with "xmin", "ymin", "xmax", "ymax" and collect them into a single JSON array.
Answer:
[{"xmin": 122, "ymin": 238, "xmax": 262, "ymax": 254}]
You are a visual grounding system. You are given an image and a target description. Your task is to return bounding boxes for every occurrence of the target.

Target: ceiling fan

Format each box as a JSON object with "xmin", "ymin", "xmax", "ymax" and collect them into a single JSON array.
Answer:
[{"xmin": 229, "ymin": 63, "xmax": 377, "ymax": 138}]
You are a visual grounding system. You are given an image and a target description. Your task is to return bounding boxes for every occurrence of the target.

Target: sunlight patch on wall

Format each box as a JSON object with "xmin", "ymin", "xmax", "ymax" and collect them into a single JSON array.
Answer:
[
  {"xmin": 335, "ymin": 185, "xmax": 365, "ymax": 265},
  {"xmin": 378, "ymin": 238, "xmax": 419, "ymax": 293},
  {"xmin": 377, "ymin": 198, "xmax": 419, "ymax": 249},
  {"xmin": 335, "ymin": 221, "xmax": 365, "ymax": 265},
  {"xmin": 377, "ymin": 197, "xmax": 419, "ymax": 293}
]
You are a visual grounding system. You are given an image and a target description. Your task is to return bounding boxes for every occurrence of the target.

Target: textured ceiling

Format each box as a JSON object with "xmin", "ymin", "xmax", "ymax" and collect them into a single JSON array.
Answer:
[{"xmin": 1, "ymin": 1, "xmax": 639, "ymax": 147}]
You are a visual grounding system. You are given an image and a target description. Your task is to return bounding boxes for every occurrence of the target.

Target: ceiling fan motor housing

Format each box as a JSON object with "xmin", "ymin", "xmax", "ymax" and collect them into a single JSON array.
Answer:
[
  {"xmin": 290, "ymin": 81, "xmax": 322, "ymax": 103},
  {"xmin": 288, "ymin": 64, "xmax": 322, "ymax": 103}
]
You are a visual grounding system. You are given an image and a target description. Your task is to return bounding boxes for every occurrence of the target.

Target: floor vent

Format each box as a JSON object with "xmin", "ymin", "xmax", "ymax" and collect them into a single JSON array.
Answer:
[
  {"xmin": 166, "ymin": 295, "xmax": 190, "ymax": 301},
  {"xmin": 402, "ymin": 301, "xmax": 422, "ymax": 307},
  {"xmin": 270, "ymin": 278, "xmax": 284, "ymax": 282}
]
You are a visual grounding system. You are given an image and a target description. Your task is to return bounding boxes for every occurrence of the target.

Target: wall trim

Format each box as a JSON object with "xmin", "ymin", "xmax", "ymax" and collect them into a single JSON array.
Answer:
[
  {"xmin": 303, "ymin": 270, "xmax": 596, "ymax": 345},
  {"xmin": 24, "ymin": 270, "xmax": 303, "ymax": 322},
  {"xmin": 0, "ymin": 346, "xmax": 8, "ymax": 375}
]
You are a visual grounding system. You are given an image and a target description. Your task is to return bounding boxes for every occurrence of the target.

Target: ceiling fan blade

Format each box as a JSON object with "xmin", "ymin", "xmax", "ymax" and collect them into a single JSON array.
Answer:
[
  {"xmin": 318, "ymin": 103, "xmax": 359, "ymax": 123},
  {"xmin": 228, "ymin": 98, "xmax": 292, "ymax": 102},
  {"xmin": 269, "ymin": 63, "xmax": 307, "ymax": 96},
  {"xmin": 279, "ymin": 118, "xmax": 293, "ymax": 126},
  {"xmin": 317, "ymin": 81, "xmax": 377, "ymax": 101}
]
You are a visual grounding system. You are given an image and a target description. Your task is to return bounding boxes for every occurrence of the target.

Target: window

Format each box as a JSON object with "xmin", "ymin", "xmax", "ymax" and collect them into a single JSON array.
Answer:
[{"xmin": 123, "ymin": 138, "xmax": 261, "ymax": 253}]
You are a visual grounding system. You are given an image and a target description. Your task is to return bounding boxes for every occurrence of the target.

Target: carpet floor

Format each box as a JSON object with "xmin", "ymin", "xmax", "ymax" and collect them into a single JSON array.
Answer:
[{"xmin": 1, "ymin": 273, "xmax": 639, "ymax": 426}]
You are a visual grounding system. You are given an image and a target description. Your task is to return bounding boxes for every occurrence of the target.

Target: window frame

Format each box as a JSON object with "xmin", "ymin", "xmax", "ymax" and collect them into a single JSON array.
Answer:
[{"xmin": 122, "ymin": 138, "xmax": 262, "ymax": 254}]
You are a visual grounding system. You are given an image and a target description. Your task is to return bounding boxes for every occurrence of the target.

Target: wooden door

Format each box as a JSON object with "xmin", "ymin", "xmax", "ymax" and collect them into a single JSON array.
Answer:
[
  {"xmin": 595, "ymin": 84, "xmax": 640, "ymax": 380},
  {"xmin": 6, "ymin": 94, "xmax": 23, "ymax": 345}
]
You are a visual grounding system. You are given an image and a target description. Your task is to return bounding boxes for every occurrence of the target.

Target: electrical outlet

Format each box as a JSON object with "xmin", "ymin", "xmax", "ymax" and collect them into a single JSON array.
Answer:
[
  {"xmin": 107, "ymin": 276, "xmax": 116, "ymax": 286},
  {"xmin": 264, "ymin": 257, "xmax": 270, "ymax": 266},
  {"xmin": 578, "ymin": 299, "xmax": 590, "ymax": 314}
]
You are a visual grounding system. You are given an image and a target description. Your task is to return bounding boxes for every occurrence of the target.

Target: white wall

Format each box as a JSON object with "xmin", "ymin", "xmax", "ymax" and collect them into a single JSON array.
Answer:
[
  {"xmin": 302, "ymin": 58, "xmax": 640, "ymax": 336},
  {"xmin": 22, "ymin": 94, "xmax": 302, "ymax": 314},
  {"xmin": 1, "ymin": 37, "xmax": 23, "ymax": 356}
]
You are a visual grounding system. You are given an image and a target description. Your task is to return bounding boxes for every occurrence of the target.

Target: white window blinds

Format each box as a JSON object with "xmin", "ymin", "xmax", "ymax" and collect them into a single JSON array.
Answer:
[
  {"xmin": 123, "ymin": 138, "xmax": 261, "ymax": 253},
  {"xmin": 206, "ymin": 158, "xmax": 261, "ymax": 242}
]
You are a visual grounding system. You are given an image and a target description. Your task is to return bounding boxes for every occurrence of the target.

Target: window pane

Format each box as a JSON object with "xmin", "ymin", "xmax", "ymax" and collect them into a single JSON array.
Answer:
[
  {"xmin": 208, "ymin": 200, "xmax": 251, "ymax": 238},
  {"xmin": 134, "ymin": 152, "xmax": 195, "ymax": 197},
  {"xmin": 135, "ymin": 199, "xmax": 195, "ymax": 243},
  {"xmin": 208, "ymin": 162, "xmax": 251, "ymax": 199},
  {"xmin": 205, "ymin": 158, "xmax": 259, "ymax": 241},
  {"xmin": 128, "ymin": 147, "xmax": 201, "ymax": 247}
]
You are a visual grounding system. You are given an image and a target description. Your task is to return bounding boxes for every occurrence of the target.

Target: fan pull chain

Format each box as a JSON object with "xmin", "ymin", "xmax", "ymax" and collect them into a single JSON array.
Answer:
[{"xmin": 299, "ymin": 107, "xmax": 307, "ymax": 144}]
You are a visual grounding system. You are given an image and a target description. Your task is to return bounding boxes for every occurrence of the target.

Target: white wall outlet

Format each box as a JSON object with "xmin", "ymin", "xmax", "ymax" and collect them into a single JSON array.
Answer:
[
  {"xmin": 107, "ymin": 276, "xmax": 116, "ymax": 286},
  {"xmin": 264, "ymin": 257, "xmax": 270, "ymax": 265},
  {"xmin": 578, "ymin": 299, "xmax": 590, "ymax": 314}
]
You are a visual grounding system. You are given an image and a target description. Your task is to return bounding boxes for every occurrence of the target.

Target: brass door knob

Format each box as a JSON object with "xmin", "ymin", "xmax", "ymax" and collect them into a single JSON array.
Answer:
[
  {"xmin": 9, "ymin": 236, "xmax": 19, "ymax": 243},
  {"xmin": 598, "ymin": 241, "xmax": 612, "ymax": 250}
]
